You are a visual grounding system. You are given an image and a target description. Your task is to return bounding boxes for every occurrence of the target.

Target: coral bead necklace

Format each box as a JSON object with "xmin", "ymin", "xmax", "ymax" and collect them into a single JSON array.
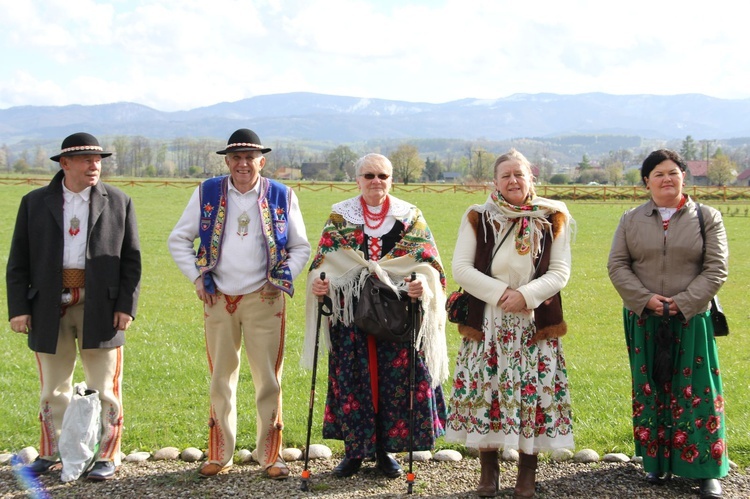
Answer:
[{"xmin": 360, "ymin": 195, "xmax": 390, "ymax": 229}]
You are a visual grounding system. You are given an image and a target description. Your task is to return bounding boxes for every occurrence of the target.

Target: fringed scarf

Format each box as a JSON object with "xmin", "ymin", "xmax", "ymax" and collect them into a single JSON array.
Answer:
[{"xmin": 301, "ymin": 197, "xmax": 449, "ymax": 387}]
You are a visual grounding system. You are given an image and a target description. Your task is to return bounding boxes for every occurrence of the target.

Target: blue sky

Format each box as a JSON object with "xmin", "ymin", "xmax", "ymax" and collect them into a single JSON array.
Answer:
[{"xmin": 1, "ymin": 0, "xmax": 748, "ymax": 111}]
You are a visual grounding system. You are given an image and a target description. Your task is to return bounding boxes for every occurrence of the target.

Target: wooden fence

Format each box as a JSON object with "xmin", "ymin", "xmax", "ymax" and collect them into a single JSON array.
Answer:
[{"xmin": 2, "ymin": 177, "xmax": 750, "ymax": 202}]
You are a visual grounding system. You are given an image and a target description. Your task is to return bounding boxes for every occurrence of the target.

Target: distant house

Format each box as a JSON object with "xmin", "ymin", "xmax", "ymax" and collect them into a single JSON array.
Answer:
[
  {"xmin": 737, "ymin": 168, "xmax": 750, "ymax": 187},
  {"xmin": 275, "ymin": 167, "xmax": 301, "ymax": 181},
  {"xmin": 685, "ymin": 160, "xmax": 708, "ymax": 186},
  {"xmin": 442, "ymin": 171, "xmax": 462, "ymax": 183}
]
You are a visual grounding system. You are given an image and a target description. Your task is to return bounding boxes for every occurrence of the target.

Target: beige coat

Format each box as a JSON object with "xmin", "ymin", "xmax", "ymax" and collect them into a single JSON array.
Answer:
[{"xmin": 607, "ymin": 197, "xmax": 728, "ymax": 320}]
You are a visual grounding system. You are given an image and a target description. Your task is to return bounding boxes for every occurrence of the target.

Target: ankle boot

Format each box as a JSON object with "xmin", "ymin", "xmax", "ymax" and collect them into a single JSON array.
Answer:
[
  {"xmin": 513, "ymin": 452, "xmax": 538, "ymax": 498},
  {"xmin": 477, "ymin": 450, "xmax": 499, "ymax": 498}
]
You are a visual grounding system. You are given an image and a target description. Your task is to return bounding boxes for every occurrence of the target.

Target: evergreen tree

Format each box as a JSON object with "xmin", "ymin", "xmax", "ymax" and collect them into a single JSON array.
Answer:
[{"xmin": 680, "ymin": 135, "xmax": 699, "ymax": 160}]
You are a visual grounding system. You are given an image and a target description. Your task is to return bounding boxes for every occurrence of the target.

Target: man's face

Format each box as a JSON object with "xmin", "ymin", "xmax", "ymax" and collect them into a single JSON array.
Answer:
[
  {"xmin": 226, "ymin": 150, "xmax": 265, "ymax": 193},
  {"xmin": 61, "ymin": 154, "xmax": 102, "ymax": 193}
]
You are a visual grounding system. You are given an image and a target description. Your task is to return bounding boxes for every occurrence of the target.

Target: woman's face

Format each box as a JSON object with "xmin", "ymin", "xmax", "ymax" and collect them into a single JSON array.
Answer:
[
  {"xmin": 356, "ymin": 158, "xmax": 392, "ymax": 206},
  {"xmin": 645, "ymin": 159, "xmax": 685, "ymax": 207},
  {"xmin": 494, "ymin": 160, "xmax": 531, "ymax": 205}
]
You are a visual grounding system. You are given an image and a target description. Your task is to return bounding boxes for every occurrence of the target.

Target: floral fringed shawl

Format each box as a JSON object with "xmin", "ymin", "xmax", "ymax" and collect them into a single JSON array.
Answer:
[{"xmin": 302, "ymin": 197, "xmax": 449, "ymax": 387}]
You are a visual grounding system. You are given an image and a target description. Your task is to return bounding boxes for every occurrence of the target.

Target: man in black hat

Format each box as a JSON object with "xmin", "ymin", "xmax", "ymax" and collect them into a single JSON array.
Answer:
[
  {"xmin": 7, "ymin": 132, "xmax": 142, "ymax": 480},
  {"xmin": 168, "ymin": 128, "xmax": 310, "ymax": 479}
]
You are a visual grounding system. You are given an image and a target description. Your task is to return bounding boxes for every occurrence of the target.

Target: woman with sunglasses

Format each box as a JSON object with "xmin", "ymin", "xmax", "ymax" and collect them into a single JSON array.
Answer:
[{"xmin": 303, "ymin": 153, "xmax": 449, "ymax": 479}]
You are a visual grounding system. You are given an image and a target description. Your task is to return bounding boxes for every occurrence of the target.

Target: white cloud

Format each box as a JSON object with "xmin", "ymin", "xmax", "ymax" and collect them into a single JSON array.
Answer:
[{"xmin": 1, "ymin": 0, "xmax": 749, "ymax": 111}]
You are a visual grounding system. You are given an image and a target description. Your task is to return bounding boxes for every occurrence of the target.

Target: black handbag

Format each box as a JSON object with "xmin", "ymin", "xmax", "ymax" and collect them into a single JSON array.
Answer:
[
  {"xmin": 710, "ymin": 296, "xmax": 729, "ymax": 337},
  {"xmin": 696, "ymin": 204, "xmax": 729, "ymax": 337},
  {"xmin": 354, "ymin": 275, "xmax": 412, "ymax": 342}
]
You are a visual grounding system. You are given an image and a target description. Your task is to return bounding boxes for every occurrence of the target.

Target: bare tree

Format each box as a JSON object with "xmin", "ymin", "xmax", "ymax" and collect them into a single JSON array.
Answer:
[
  {"xmin": 111, "ymin": 136, "xmax": 130, "ymax": 176},
  {"xmin": 468, "ymin": 148, "xmax": 492, "ymax": 182},
  {"xmin": 389, "ymin": 144, "xmax": 424, "ymax": 185},
  {"xmin": 129, "ymin": 136, "xmax": 152, "ymax": 177},
  {"xmin": 0, "ymin": 144, "xmax": 8, "ymax": 172},
  {"xmin": 33, "ymin": 146, "xmax": 47, "ymax": 170}
]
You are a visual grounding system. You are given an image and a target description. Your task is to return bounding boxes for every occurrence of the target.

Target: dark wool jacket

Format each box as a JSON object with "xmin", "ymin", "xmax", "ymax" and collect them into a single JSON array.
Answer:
[{"xmin": 6, "ymin": 170, "xmax": 141, "ymax": 354}]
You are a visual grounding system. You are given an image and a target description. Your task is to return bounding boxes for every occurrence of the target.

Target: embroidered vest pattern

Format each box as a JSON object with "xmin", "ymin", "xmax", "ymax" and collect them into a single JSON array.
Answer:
[{"xmin": 196, "ymin": 176, "xmax": 295, "ymax": 296}]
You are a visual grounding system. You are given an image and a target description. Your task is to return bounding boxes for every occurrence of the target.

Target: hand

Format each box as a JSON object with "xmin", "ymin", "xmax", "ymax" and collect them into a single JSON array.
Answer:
[
  {"xmin": 113, "ymin": 312, "xmax": 133, "ymax": 331},
  {"xmin": 406, "ymin": 275, "xmax": 423, "ymax": 299},
  {"xmin": 10, "ymin": 315, "xmax": 31, "ymax": 334},
  {"xmin": 312, "ymin": 276, "xmax": 329, "ymax": 297},
  {"xmin": 195, "ymin": 276, "xmax": 218, "ymax": 307},
  {"xmin": 646, "ymin": 295, "xmax": 677, "ymax": 316},
  {"xmin": 498, "ymin": 288, "xmax": 531, "ymax": 314}
]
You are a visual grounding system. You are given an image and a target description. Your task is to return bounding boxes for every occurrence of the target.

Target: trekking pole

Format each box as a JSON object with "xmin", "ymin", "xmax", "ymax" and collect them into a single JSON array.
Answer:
[
  {"xmin": 406, "ymin": 271, "xmax": 419, "ymax": 494},
  {"xmin": 301, "ymin": 272, "xmax": 331, "ymax": 491}
]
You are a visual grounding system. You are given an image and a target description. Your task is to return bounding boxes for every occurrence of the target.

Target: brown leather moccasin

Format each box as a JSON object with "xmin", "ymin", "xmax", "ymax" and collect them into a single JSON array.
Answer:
[
  {"xmin": 198, "ymin": 462, "xmax": 231, "ymax": 478},
  {"xmin": 266, "ymin": 459, "xmax": 290, "ymax": 480}
]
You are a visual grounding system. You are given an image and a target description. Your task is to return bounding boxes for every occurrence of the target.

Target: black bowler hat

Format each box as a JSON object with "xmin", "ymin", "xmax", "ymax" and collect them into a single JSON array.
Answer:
[
  {"xmin": 216, "ymin": 128, "xmax": 271, "ymax": 155},
  {"xmin": 50, "ymin": 132, "xmax": 113, "ymax": 162}
]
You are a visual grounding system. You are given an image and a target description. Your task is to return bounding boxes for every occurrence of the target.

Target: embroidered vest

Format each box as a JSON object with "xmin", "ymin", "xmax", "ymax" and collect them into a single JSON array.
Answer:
[{"xmin": 195, "ymin": 176, "xmax": 295, "ymax": 296}]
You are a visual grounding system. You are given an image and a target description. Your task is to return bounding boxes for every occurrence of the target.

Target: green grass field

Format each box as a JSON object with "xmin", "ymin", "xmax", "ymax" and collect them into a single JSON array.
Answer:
[{"xmin": 1, "ymin": 180, "xmax": 748, "ymax": 466}]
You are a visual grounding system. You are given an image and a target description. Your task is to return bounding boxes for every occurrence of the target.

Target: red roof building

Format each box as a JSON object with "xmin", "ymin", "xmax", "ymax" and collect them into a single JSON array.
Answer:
[{"xmin": 686, "ymin": 160, "xmax": 709, "ymax": 186}]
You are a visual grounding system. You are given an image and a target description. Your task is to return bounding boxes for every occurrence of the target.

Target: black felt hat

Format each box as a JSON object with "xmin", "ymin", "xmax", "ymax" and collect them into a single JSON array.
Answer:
[
  {"xmin": 50, "ymin": 132, "xmax": 112, "ymax": 162},
  {"xmin": 216, "ymin": 128, "xmax": 271, "ymax": 155}
]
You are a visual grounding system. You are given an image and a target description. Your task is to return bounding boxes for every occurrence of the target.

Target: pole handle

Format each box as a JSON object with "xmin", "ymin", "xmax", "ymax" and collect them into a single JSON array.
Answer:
[{"xmin": 317, "ymin": 272, "xmax": 326, "ymax": 303}]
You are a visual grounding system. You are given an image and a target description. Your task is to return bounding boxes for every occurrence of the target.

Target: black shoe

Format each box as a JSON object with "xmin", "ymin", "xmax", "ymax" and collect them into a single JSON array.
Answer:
[
  {"xmin": 646, "ymin": 471, "xmax": 671, "ymax": 485},
  {"xmin": 23, "ymin": 458, "xmax": 58, "ymax": 476},
  {"xmin": 331, "ymin": 457, "xmax": 362, "ymax": 478},
  {"xmin": 376, "ymin": 450, "xmax": 403, "ymax": 478},
  {"xmin": 699, "ymin": 478, "xmax": 722, "ymax": 499},
  {"xmin": 87, "ymin": 461, "xmax": 116, "ymax": 481}
]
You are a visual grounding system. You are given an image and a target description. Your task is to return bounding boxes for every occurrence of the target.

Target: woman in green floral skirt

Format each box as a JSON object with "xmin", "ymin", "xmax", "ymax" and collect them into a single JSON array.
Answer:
[{"xmin": 608, "ymin": 149, "xmax": 729, "ymax": 499}]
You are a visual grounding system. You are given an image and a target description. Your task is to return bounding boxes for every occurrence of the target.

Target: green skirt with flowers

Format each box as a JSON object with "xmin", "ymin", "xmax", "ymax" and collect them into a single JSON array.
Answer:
[{"xmin": 623, "ymin": 308, "xmax": 728, "ymax": 479}]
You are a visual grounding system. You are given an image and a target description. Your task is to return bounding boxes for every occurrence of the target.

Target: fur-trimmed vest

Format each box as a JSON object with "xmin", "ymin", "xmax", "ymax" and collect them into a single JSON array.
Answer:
[{"xmin": 463, "ymin": 210, "xmax": 567, "ymax": 342}]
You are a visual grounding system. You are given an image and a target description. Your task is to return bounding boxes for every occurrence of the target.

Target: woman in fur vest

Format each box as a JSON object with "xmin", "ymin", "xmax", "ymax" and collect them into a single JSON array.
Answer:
[{"xmin": 445, "ymin": 149, "xmax": 575, "ymax": 498}]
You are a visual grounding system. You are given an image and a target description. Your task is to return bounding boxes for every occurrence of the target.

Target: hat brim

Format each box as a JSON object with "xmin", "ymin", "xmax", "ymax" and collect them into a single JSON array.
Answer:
[
  {"xmin": 216, "ymin": 146, "xmax": 272, "ymax": 155},
  {"xmin": 50, "ymin": 151, "xmax": 113, "ymax": 162}
]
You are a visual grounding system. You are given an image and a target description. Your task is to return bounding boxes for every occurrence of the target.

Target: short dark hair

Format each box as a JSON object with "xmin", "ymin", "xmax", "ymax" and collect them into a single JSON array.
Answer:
[{"xmin": 640, "ymin": 149, "xmax": 687, "ymax": 186}]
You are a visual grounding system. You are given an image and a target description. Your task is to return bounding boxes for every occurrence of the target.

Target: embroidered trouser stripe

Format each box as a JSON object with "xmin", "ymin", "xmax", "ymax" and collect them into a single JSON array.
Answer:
[
  {"xmin": 36, "ymin": 288, "xmax": 124, "ymax": 464},
  {"xmin": 203, "ymin": 285, "xmax": 286, "ymax": 468}
]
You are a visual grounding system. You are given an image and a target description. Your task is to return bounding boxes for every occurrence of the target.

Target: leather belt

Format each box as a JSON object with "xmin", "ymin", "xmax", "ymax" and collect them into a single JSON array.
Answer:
[{"xmin": 62, "ymin": 269, "xmax": 85, "ymax": 288}]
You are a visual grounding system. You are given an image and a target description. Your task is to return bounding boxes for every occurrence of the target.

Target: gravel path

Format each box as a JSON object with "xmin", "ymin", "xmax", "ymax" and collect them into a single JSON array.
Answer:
[{"xmin": 2, "ymin": 457, "xmax": 748, "ymax": 498}]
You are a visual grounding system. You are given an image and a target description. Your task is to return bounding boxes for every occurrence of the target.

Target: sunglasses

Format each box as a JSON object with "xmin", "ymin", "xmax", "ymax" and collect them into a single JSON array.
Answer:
[{"xmin": 360, "ymin": 173, "xmax": 390, "ymax": 180}]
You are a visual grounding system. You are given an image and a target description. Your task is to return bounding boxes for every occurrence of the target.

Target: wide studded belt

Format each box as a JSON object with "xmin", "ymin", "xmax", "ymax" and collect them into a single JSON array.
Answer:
[{"xmin": 62, "ymin": 269, "xmax": 85, "ymax": 289}]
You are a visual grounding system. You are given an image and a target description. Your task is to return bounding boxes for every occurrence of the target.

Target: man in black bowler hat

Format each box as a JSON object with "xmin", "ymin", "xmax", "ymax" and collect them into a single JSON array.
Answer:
[
  {"xmin": 7, "ymin": 132, "xmax": 142, "ymax": 480},
  {"xmin": 169, "ymin": 128, "xmax": 310, "ymax": 479}
]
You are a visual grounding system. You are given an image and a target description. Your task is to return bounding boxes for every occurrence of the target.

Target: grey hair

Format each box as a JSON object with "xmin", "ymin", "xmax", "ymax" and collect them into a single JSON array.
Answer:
[
  {"xmin": 354, "ymin": 153, "xmax": 393, "ymax": 176},
  {"xmin": 493, "ymin": 148, "xmax": 536, "ymax": 197}
]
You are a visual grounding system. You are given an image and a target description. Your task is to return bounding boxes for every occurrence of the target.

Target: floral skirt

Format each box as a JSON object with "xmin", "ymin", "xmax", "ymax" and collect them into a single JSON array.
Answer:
[
  {"xmin": 323, "ymin": 321, "xmax": 446, "ymax": 459},
  {"xmin": 624, "ymin": 308, "xmax": 728, "ymax": 479},
  {"xmin": 446, "ymin": 311, "xmax": 574, "ymax": 453}
]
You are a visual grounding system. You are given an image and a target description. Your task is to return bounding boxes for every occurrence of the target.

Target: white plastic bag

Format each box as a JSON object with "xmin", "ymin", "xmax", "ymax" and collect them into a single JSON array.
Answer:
[{"xmin": 59, "ymin": 382, "xmax": 101, "ymax": 482}]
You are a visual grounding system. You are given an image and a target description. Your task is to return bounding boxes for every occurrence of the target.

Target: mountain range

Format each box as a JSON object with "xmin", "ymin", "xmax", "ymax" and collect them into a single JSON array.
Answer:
[{"xmin": 2, "ymin": 92, "xmax": 749, "ymax": 149}]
